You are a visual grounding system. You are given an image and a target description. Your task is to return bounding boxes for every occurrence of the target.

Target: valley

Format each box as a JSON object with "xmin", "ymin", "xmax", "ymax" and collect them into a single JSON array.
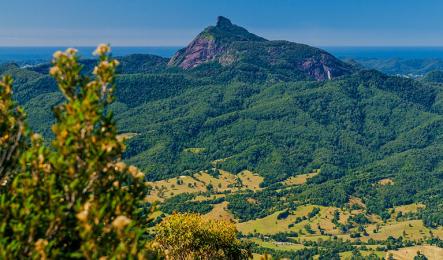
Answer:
[{"xmin": 2, "ymin": 16, "xmax": 443, "ymax": 259}]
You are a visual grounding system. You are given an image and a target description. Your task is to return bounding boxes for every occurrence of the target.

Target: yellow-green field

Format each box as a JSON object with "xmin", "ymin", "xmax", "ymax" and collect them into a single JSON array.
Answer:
[
  {"xmin": 236, "ymin": 205, "xmax": 352, "ymax": 236},
  {"xmin": 238, "ymin": 170, "xmax": 264, "ymax": 191},
  {"xmin": 393, "ymin": 203, "xmax": 426, "ymax": 214},
  {"xmin": 146, "ymin": 169, "xmax": 263, "ymax": 202},
  {"xmin": 364, "ymin": 219, "xmax": 443, "ymax": 242},
  {"xmin": 249, "ymin": 238, "xmax": 306, "ymax": 251},
  {"xmin": 339, "ymin": 250, "xmax": 385, "ymax": 259},
  {"xmin": 236, "ymin": 202, "xmax": 443, "ymax": 244},
  {"xmin": 283, "ymin": 170, "xmax": 319, "ymax": 186},
  {"xmin": 204, "ymin": 201, "xmax": 234, "ymax": 221},
  {"xmin": 387, "ymin": 245, "xmax": 443, "ymax": 260},
  {"xmin": 183, "ymin": 147, "xmax": 206, "ymax": 154},
  {"xmin": 146, "ymin": 166, "xmax": 442, "ymax": 259}
]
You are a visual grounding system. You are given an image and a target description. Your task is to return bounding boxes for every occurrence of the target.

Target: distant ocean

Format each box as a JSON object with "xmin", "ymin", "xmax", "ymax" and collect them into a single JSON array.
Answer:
[
  {"xmin": 0, "ymin": 47, "xmax": 181, "ymax": 64},
  {"xmin": 2, "ymin": 46, "xmax": 443, "ymax": 65}
]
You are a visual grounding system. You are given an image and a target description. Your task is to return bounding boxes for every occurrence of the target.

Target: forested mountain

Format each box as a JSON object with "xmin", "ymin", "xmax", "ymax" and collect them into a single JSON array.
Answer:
[
  {"xmin": 169, "ymin": 16, "xmax": 355, "ymax": 81},
  {"xmin": 349, "ymin": 57, "xmax": 443, "ymax": 77},
  {"xmin": 3, "ymin": 17, "xmax": 443, "ymax": 245}
]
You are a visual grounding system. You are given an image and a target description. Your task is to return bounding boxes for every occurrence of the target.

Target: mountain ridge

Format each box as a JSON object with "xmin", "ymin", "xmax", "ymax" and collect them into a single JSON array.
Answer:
[{"xmin": 168, "ymin": 16, "xmax": 355, "ymax": 81}]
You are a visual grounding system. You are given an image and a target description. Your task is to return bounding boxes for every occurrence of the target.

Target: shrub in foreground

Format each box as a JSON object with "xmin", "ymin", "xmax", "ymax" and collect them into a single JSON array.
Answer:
[
  {"xmin": 155, "ymin": 213, "xmax": 251, "ymax": 259},
  {"xmin": 0, "ymin": 45, "xmax": 156, "ymax": 259},
  {"xmin": 0, "ymin": 75, "xmax": 27, "ymax": 187}
]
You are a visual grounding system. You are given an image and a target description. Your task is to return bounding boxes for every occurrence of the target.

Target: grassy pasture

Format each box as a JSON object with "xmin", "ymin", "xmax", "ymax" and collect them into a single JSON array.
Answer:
[
  {"xmin": 235, "ymin": 202, "xmax": 443, "ymax": 246},
  {"xmin": 204, "ymin": 201, "xmax": 234, "ymax": 221},
  {"xmin": 238, "ymin": 170, "xmax": 264, "ymax": 191},
  {"xmin": 283, "ymin": 171, "xmax": 319, "ymax": 186},
  {"xmin": 146, "ymin": 169, "xmax": 263, "ymax": 202},
  {"xmin": 183, "ymin": 147, "xmax": 206, "ymax": 154},
  {"xmin": 365, "ymin": 219, "xmax": 443, "ymax": 242},
  {"xmin": 249, "ymin": 238, "xmax": 306, "ymax": 251},
  {"xmin": 339, "ymin": 250, "xmax": 385, "ymax": 259},
  {"xmin": 393, "ymin": 203, "xmax": 426, "ymax": 214},
  {"xmin": 146, "ymin": 175, "xmax": 207, "ymax": 202},
  {"xmin": 387, "ymin": 245, "xmax": 443, "ymax": 260},
  {"xmin": 236, "ymin": 205, "xmax": 350, "ymax": 236}
]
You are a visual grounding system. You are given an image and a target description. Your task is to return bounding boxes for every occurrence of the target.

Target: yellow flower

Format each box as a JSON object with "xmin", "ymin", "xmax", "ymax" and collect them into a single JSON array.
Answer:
[
  {"xmin": 136, "ymin": 171, "xmax": 144, "ymax": 179},
  {"xmin": 53, "ymin": 51, "xmax": 63, "ymax": 59},
  {"xmin": 128, "ymin": 165, "xmax": 144, "ymax": 179},
  {"xmin": 35, "ymin": 238, "xmax": 48, "ymax": 259},
  {"xmin": 76, "ymin": 202, "xmax": 91, "ymax": 222},
  {"xmin": 128, "ymin": 165, "xmax": 138, "ymax": 175},
  {"xmin": 76, "ymin": 211, "xmax": 88, "ymax": 222},
  {"xmin": 31, "ymin": 133, "xmax": 42, "ymax": 141},
  {"xmin": 114, "ymin": 161, "xmax": 126, "ymax": 172},
  {"xmin": 49, "ymin": 66, "xmax": 60, "ymax": 76},
  {"xmin": 112, "ymin": 215, "xmax": 131, "ymax": 230},
  {"xmin": 66, "ymin": 48, "xmax": 78, "ymax": 56},
  {"xmin": 94, "ymin": 44, "xmax": 110, "ymax": 56}
]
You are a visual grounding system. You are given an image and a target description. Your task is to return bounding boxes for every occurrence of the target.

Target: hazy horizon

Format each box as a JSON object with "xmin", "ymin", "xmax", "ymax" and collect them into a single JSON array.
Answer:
[
  {"xmin": 4, "ymin": 46, "xmax": 443, "ymax": 64},
  {"xmin": 2, "ymin": 0, "xmax": 443, "ymax": 47}
]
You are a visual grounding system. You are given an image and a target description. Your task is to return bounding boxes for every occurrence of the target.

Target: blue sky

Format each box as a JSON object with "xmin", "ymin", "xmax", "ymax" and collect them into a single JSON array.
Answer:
[{"xmin": 1, "ymin": 0, "xmax": 443, "ymax": 46}]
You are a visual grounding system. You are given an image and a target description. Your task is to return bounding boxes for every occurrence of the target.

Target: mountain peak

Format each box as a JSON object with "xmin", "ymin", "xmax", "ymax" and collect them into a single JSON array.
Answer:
[
  {"xmin": 168, "ymin": 17, "xmax": 355, "ymax": 80},
  {"xmin": 205, "ymin": 16, "xmax": 266, "ymax": 42},
  {"xmin": 216, "ymin": 16, "xmax": 232, "ymax": 27},
  {"xmin": 168, "ymin": 17, "xmax": 266, "ymax": 69}
]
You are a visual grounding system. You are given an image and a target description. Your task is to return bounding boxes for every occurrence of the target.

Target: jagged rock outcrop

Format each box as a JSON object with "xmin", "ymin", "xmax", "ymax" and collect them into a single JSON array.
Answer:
[
  {"xmin": 168, "ymin": 16, "xmax": 266, "ymax": 69},
  {"xmin": 168, "ymin": 16, "xmax": 355, "ymax": 81}
]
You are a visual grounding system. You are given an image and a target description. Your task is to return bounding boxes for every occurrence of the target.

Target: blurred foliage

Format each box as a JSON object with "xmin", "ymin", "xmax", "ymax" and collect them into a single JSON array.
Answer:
[
  {"xmin": 0, "ymin": 46, "xmax": 156, "ymax": 259},
  {"xmin": 155, "ymin": 213, "xmax": 251, "ymax": 259},
  {"xmin": 0, "ymin": 75, "xmax": 28, "ymax": 187}
]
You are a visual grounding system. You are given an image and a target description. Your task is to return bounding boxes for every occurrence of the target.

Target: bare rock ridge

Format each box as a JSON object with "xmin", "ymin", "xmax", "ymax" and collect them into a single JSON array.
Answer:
[
  {"xmin": 168, "ymin": 16, "xmax": 266, "ymax": 69},
  {"xmin": 216, "ymin": 15, "xmax": 232, "ymax": 27},
  {"xmin": 168, "ymin": 16, "xmax": 355, "ymax": 81}
]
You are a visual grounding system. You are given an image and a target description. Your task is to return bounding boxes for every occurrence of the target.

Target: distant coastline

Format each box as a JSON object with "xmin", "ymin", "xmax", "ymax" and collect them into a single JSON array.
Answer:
[
  {"xmin": 2, "ymin": 46, "xmax": 443, "ymax": 65},
  {"xmin": 0, "ymin": 47, "xmax": 182, "ymax": 65}
]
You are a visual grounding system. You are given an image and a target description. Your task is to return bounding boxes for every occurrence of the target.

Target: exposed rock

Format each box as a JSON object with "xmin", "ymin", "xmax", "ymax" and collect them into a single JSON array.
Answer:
[
  {"xmin": 168, "ymin": 16, "xmax": 355, "ymax": 80},
  {"xmin": 169, "ymin": 36, "xmax": 222, "ymax": 69},
  {"xmin": 168, "ymin": 16, "xmax": 265, "ymax": 69},
  {"xmin": 216, "ymin": 16, "xmax": 232, "ymax": 27}
]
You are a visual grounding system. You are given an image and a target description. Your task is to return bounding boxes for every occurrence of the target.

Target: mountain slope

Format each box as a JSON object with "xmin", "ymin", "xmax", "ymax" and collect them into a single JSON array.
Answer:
[
  {"xmin": 168, "ymin": 16, "xmax": 266, "ymax": 69},
  {"xmin": 3, "ymin": 17, "xmax": 443, "ymax": 231}
]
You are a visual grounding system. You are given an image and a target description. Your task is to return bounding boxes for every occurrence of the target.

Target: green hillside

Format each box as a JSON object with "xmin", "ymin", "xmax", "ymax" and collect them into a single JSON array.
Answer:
[{"xmin": 3, "ymin": 17, "xmax": 443, "ymax": 257}]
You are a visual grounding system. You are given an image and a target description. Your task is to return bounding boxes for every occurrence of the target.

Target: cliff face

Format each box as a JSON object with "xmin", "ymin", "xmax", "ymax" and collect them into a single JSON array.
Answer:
[
  {"xmin": 168, "ymin": 36, "xmax": 221, "ymax": 69},
  {"xmin": 169, "ymin": 16, "xmax": 355, "ymax": 80},
  {"xmin": 301, "ymin": 53, "xmax": 352, "ymax": 80},
  {"xmin": 168, "ymin": 16, "xmax": 266, "ymax": 69}
]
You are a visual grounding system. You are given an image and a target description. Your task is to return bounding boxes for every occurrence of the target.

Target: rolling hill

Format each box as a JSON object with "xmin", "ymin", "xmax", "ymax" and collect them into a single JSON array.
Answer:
[{"xmin": 3, "ymin": 16, "xmax": 443, "ymax": 258}]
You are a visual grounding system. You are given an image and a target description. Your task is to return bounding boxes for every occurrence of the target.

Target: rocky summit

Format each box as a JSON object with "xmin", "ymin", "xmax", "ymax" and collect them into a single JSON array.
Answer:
[{"xmin": 168, "ymin": 16, "xmax": 355, "ymax": 81}]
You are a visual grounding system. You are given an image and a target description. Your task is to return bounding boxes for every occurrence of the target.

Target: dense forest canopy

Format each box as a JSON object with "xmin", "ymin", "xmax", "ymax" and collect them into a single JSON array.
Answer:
[{"xmin": 2, "ymin": 18, "xmax": 443, "ymax": 259}]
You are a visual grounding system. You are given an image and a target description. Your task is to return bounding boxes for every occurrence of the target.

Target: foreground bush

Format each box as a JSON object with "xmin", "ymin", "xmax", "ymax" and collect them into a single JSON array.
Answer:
[
  {"xmin": 0, "ymin": 45, "xmax": 252, "ymax": 259},
  {"xmin": 0, "ymin": 45, "xmax": 155, "ymax": 259},
  {"xmin": 155, "ymin": 213, "xmax": 251, "ymax": 259},
  {"xmin": 0, "ymin": 75, "xmax": 27, "ymax": 187}
]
